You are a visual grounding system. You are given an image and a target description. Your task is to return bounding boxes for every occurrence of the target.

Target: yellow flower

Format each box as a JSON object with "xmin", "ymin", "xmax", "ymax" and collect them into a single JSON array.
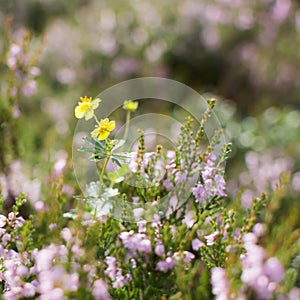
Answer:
[
  {"xmin": 91, "ymin": 118, "xmax": 116, "ymax": 140},
  {"xmin": 123, "ymin": 100, "xmax": 138, "ymax": 112},
  {"xmin": 75, "ymin": 96, "xmax": 101, "ymax": 120}
]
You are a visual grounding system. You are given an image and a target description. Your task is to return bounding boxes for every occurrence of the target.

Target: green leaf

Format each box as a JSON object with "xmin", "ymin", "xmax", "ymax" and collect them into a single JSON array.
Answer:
[
  {"xmin": 79, "ymin": 137, "xmax": 107, "ymax": 152},
  {"xmin": 111, "ymin": 152, "xmax": 135, "ymax": 166},
  {"xmin": 107, "ymin": 164, "xmax": 129, "ymax": 183},
  {"xmin": 85, "ymin": 181, "xmax": 119, "ymax": 217}
]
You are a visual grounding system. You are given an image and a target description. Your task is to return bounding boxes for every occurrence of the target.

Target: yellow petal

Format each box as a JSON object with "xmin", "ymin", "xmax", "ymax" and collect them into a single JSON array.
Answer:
[
  {"xmin": 91, "ymin": 127, "xmax": 99, "ymax": 139},
  {"xmin": 75, "ymin": 105, "xmax": 85, "ymax": 119},
  {"xmin": 92, "ymin": 98, "xmax": 101, "ymax": 109},
  {"xmin": 84, "ymin": 108, "xmax": 94, "ymax": 120},
  {"xmin": 99, "ymin": 130, "xmax": 110, "ymax": 140},
  {"xmin": 80, "ymin": 96, "xmax": 92, "ymax": 103},
  {"xmin": 101, "ymin": 118, "xmax": 109, "ymax": 125},
  {"xmin": 107, "ymin": 120, "xmax": 115, "ymax": 131}
]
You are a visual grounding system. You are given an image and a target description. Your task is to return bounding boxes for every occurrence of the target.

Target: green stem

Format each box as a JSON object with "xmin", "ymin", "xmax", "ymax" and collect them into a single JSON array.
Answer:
[
  {"xmin": 98, "ymin": 156, "xmax": 110, "ymax": 198},
  {"xmin": 93, "ymin": 114, "xmax": 100, "ymax": 124},
  {"xmin": 123, "ymin": 111, "xmax": 131, "ymax": 141}
]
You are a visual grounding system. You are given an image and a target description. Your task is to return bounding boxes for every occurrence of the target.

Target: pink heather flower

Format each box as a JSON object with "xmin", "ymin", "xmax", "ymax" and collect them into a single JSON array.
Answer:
[
  {"xmin": 8, "ymin": 212, "xmax": 15, "ymax": 220},
  {"xmin": 241, "ymin": 233, "xmax": 285, "ymax": 299},
  {"xmin": 49, "ymin": 223, "xmax": 57, "ymax": 231},
  {"xmin": 22, "ymin": 282, "xmax": 36, "ymax": 297},
  {"xmin": 163, "ymin": 179, "xmax": 173, "ymax": 190},
  {"xmin": 155, "ymin": 257, "xmax": 175, "ymax": 273},
  {"xmin": 21, "ymin": 80, "xmax": 37, "ymax": 96},
  {"xmin": 71, "ymin": 244, "xmax": 84, "ymax": 256},
  {"xmin": 138, "ymin": 238, "xmax": 152, "ymax": 254},
  {"xmin": 182, "ymin": 209, "xmax": 195, "ymax": 228},
  {"xmin": 16, "ymin": 264, "xmax": 29, "ymax": 277},
  {"xmin": 264, "ymin": 257, "xmax": 284, "ymax": 282},
  {"xmin": 63, "ymin": 273, "xmax": 79, "ymax": 292},
  {"xmin": 289, "ymin": 287, "xmax": 300, "ymax": 300},
  {"xmin": 192, "ymin": 238, "xmax": 204, "ymax": 251},
  {"xmin": 35, "ymin": 248, "xmax": 55, "ymax": 271},
  {"xmin": 204, "ymin": 231, "xmax": 219, "ymax": 246},
  {"xmin": 154, "ymin": 244, "xmax": 165, "ymax": 257},
  {"xmin": 132, "ymin": 196, "xmax": 139, "ymax": 204},
  {"xmin": 53, "ymin": 158, "xmax": 67, "ymax": 178},
  {"xmin": 173, "ymin": 251, "xmax": 195, "ymax": 264},
  {"xmin": 38, "ymin": 266, "xmax": 65, "ymax": 293},
  {"xmin": 92, "ymin": 279, "xmax": 111, "ymax": 300},
  {"xmin": 211, "ymin": 267, "xmax": 229, "ymax": 300},
  {"xmin": 192, "ymin": 183, "xmax": 208, "ymax": 202},
  {"xmin": 30, "ymin": 66, "xmax": 40, "ymax": 76},
  {"xmin": 214, "ymin": 174, "xmax": 227, "ymax": 196},
  {"xmin": 105, "ymin": 256, "xmax": 117, "ymax": 279},
  {"xmin": 133, "ymin": 208, "xmax": 144, "ymax": 220},
  {"xmin": 243, "ymin": 232, "xmax": 257, "ymax": 245},
  {"xmin": 2, "ymin": 233, "xmax": 11, "ymax": 244},
  {"xmin": 7, "ymin": 44, "xmax": 21, "ymax": 69},
  {"xmin": 0, "ymin": 215, "xmax": 7, "ymax": 227},
  {"xmin": 253, "ymin": 223, "xmax": 267, "ymax": 237},
  {"xmin": 183, "ymin": 251, "xmax": 195, "ymax": 264},
  {"xmin": 39, "ymin": 288, "xmax": 64, "ymax": 300},
  {"xmin": 137, "ymin": 220, "xmax": 146, "ymax": 233},
  {"xmin": 61, "ymin": 228, "xmax": 72, "ymax": 243},
  {"xmin": 112, "ymin": 269, "xmax": 127, "ymax": 289},
  {"xmin": 119, "ymin": 231, "xmax": 152, "ymax": 256},
  {"xmin": 128, "ymin": 153, "xmax": 138, "ymax": 172},
  {"xmin": 174, "ymin": 171, "xmax": 187, "ymax": 184},
  {"xmin": 12, "ymin": 105, "xmax": 21, "ymax": 118},
  {"xmin": 34, "ymin": 201, "xmax": 46, "ymax": 211},
  {"xmin": 243, "ymin": 244, "xmax": 266, "ymax": 267}
]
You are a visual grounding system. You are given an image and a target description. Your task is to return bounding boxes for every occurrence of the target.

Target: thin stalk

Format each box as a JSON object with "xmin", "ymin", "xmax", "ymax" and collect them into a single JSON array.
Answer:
[
  {"xmin": 98, "ymin": 156, "xmax": 110, "ymax": 198},
  {"xmin": 93, "ymin": 114, "xmax": 100, "ymax": 124},
  {"xmin": 123, "ymin": 111, "xmax": 131, "ymax": 141}
]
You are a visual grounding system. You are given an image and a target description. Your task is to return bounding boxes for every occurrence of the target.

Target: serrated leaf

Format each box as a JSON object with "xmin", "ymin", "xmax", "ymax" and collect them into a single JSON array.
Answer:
[
  {"xmin": 111, "ymin": 152, "xmax": 135, "ymax": 165},
  {"xmin": 79, "ymin": 137, "xmax": 107, "ymax": 153},
  {"xmin": 85, "ymin": 182, "xmax": 119, "ymax": 216}
]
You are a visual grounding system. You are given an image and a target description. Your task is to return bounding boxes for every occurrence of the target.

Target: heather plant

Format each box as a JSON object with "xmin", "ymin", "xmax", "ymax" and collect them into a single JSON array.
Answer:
[
  {"xmin": 0, "ymin": 88, "xmax": 300, "ymax": 299},
  {"xmin": 0, "ymin": 18, "xmax": 41, "ymax": 171}
]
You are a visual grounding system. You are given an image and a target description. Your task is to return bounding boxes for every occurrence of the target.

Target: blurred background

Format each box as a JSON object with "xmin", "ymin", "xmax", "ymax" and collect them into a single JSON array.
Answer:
[{"xmin": 0, "ymin": 0, "xmax": 300, "ymax": 208}]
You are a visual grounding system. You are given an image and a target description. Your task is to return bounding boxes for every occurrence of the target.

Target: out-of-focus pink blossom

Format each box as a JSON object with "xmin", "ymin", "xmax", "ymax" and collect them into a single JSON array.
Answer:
[
  {"xmin": 211, "ymin": 267, "xmax": 229, "ymax": 300},
  {"xmin": 92, "ymin": 279, "xmax": 111, "ymax": 300},
  {"xmin": 154, "ymin": 244, "xmax": 165, "ymax": 257}
]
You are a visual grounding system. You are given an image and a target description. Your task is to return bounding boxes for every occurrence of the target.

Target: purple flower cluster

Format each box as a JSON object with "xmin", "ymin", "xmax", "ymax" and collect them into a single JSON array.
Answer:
[
  {"xmin": 34, "ymin": 244, "xmax": 80, "ymax": 298},
  {"xmin": 0, "ymin": 213, "xmax": 35, "ymax": 300},
  {"xmin": 192, "ymin": 154, "xmax": 226, "ymax": 203},
  {"xmin": 119, "ymin": 230, "xmax": 152, "ymax": 257},
  {"xmin": 238, "ymin": 151, "xmax": 294, "ymax": 208},
  {"xmin": 0, "ymin": 224, "xmax": 111, "ymax": 299},
  {"xmin": 155, "ymin": 256, "xmax": 176, "ymax": 273},
  {"xmin": 155, "ymin": 250, "xmax": 195, "ymax": 273},
  {"xmin": 128, "ymin": 150, "xmax": 187, "ymax": 191},
  {"xmin": 6, "ymin": 36, "xmax": 40, "ymax": 97},
  {"xmin": 105, "ymin": 256, "xmax": 128, "ymax": 289},
  {"xmin": 211, "ymin": 267, "xmax": 229, "ymax": 300},
  {"xmin": 241, "ymin": 232, "xmax": 284, "ymax": 299},
  {"xmin": 0, "ymin": 161, "xmax": 41, "ymax": 209}
]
